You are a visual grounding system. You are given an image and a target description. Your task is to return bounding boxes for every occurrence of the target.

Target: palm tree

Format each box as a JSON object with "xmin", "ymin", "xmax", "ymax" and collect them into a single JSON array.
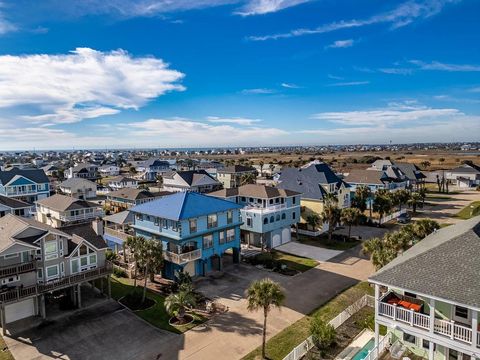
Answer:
[
  {"xmin": 408, "ymin": 192, "xmax": 422, "ymax": 214},
  {"xmin": 125, "ymin": 236, "xmax": 146, "ymax": 288},
  {"xmin": 240, "ymin": 172, "xmax": 256, "ymax": 186},
  {"xmin": 412, "ymin": 219, "xmax": 439, "ymax": 240},
  {"xmin": 165, "ymin": 290, "xmax": 197, "ymax": 322},
  {"xmin": 137, "ymin": 239, "xmax": 164, "ymax": 303},
  {"xmin": 246, "ymin": 278, "xmax": 285, "ymax": 360},
  {"xmin": 420, "ymin": 161, "xmax": 431, "ymax": 170},
  {"xmin": 418, "ymin": 187, "xmax": 427, "ymax": 206},
  {"xmin": 259, "ymin": 161, "xmax": 264, "ymax": 176},
  {"xmin": 392, "ymin": 189, "xmax": 410, "ymax": 211},
  {"xmin": 321, "ymin": 201, "xmax": 341, "ymax": 242},
  {"xmin": 352, "ymin": 185, "xmax": 371, "ymax": 215},
  {"xmin": 373, "ymin": 190, "xmax": 392, "ymax": 223},
  {"xmin": 306, "ymin": 214, "xmax": 321, "ymax": 231},
  {"xmin": 340, "ymin": 208, "xmax": 361, "ymax": 240}
]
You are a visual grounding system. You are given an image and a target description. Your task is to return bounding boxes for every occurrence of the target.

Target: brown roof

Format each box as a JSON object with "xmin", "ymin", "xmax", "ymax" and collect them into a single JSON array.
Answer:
[
  {"xmin": 36, "ymin": 194, "xmax": 101, "ymax": 212},
  {"xmin": 107, "ymin": 188, "xmax": 172, "ymax": 201},
  {"xmin": 217, "ymin": 165, "xmax": 257, "ymax": 174},
  {"xmin": 344, "ymin": 169, "xmax": 387, "ymax": 185},
  {"xmin": 0, "ymin": 195, "xmax": 31, "ymax": 209},
  {"xmin": 210, "ymin": 184, "xmax": 300, "ymax": 199}
]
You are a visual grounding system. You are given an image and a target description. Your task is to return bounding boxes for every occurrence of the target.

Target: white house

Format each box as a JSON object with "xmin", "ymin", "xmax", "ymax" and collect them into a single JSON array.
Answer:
[
  {"xmin": 99, "ymin": 165, "xmax": 120, "ymax": 177},
  {"xmin": 107, "ymin": 176, "xmax": 138, "ymax": 190},
  {"xmin": 58, "ymin": 178, "xmax": 97, "ymax": 200}
]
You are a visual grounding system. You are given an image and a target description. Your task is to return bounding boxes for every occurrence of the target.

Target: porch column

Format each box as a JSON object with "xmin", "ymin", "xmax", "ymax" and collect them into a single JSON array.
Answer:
[
  {"xmin": 107, "ymin": 276, "xmax": 111, "ymax": 299},
  {"xmin": 472, "ymin": 309, "xmax": 478, "ymax": 351},
  {"xmin": 429, "ymin": 298, "xmax": 435, "ymax": 334},
  {"xmin": 374, "ymin": 284, "xmax": 380, "ymax": 354},
  {"xmin": 0, "ymin": 305, "xmax": 6, "ymax": 336},
  {"xmin": 428, "ymin": 340, "xmax": 435, "ymax": 360},
  {"xmin": 100, "ymin": 277, "xmax": 104, "ymax": 295},
  {"xmin": 232, "ymin": 247, "xmax": 240, "ymax": 264},
  {"xmin": 39, "ymin": 294, "xmax": 46, "ymax": 319},
  {"xmin": 77, "ymin": 284, "xmax": 82, "ymax": 308}
]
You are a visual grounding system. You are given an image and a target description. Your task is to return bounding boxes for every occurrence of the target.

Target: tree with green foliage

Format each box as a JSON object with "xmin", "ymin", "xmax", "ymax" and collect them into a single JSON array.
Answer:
[
  {"xmin": 306, "ymin": 214, "xmax": 321, "ymax": 231},
  {"xmin": 408, "ymin": 192, "xmax": 423, "ymax": 214},
  {"xmin": 137, "ymin": 239, "xmax": 163, "ymax": 302},
  {"xmin": 373, "ymin": 190, "xmax": 393, "ymax": 223},
  {"xmin": 340, "ymin": 207, "xmax": 361, "ymax": 240},
  {"xmin": 165, "ymin": 289, "xmax": 197, "ymax": 322},
  {"xmin": 321, "ymin": 195, "xmax": 341, "ymax": 242},
  {"xmin": 352, "ymin": 185, "xmax": 371, "ymax": 218},
  {"xmin": 125, "ymin": 236, "xmax": 146, "ymax": 288},
  {"xmin": 246, "ymin": 278, "xmax": 285, "ymax": 360},
  {"xmin": 310, "ymin": 316, "xmax": 336, "ymax": 352},
  {"xmin": 240, "ymin": 172, "xmax": 256, "ymax": 186}
]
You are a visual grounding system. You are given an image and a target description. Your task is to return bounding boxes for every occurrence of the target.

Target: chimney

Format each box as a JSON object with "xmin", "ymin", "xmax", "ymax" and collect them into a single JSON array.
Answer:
[{"xmin": 92, "ymin": 217, "xmax": 104, "ymax": 236}]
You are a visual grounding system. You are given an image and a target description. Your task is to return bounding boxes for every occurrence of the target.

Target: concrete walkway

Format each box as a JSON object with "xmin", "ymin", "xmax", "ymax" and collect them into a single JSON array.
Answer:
[{"xmin": 276, "ymin": 241, "xmax": 343, "ymax": 262}]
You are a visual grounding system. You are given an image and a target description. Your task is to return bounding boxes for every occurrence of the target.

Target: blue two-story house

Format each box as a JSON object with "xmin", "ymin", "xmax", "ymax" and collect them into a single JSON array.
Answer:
[
  {"xmin": 210, "ymin": 184, "xmax": 301, "ymax": 249},
  {"xmin": 130, "ymin": 192, "xmax": 243, "ymax": 280},
  {"xmin": 0, "ymin": 168, "xmax": 50, "ymax": 204}
]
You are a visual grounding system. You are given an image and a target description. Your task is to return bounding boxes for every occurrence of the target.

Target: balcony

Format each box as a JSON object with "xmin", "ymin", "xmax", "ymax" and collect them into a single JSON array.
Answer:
[
  {"xmin": 0, "ymin": 261, "xmax": 36, "ymax": 278},
  {"xmin": 6, "ymin": 188, "xmax": 38, "ymax": 196},
  {"xmin": 0, "ymin": 262, "xmax": 113, "ymax": 305},
  {"xmin": 163, "ymin": 249, "xmax": 202, "ymax": 265},
  {"xmin": 104, "ymin": 227, "xmax": 131, "ymax": 242},
  {"xmin": 57, "ymin": 209, "xmax": 104, "ymax": 222},
  {"xmin": 378, "ymin": 292, "xmax": 480, "ymax": 347}
]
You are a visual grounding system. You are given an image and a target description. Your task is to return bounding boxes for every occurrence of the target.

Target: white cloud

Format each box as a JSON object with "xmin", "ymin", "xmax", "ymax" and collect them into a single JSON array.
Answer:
[
  {"xmin": 281, "ymin": 82, "xmax": 301, "ymax": 89},
  {"xmin": 327, "ymin": 81, "xmax": 370, "ymax": 87},
  {"xmin": 326, "ymin": 39, "xmax": 354, "ymax": 49},
  {"xmin": 302, "ymin": 102, "xmax": 479, "ymax": 143},
  {"xmin": 236, "ymin": 0, "xmax": 311, "ymax": 16},
  {"xmin": 128, "ymin": 118, "xmax": 288, "ymax": 146},
  {"xmin": 206, "ymin": 116, "xmax": 262, "ymax": 125},
  {"xmin": 311, "ymin": 103, "xmax": 462, "ymax": 126},
  {"xmin": 378, "ymin": 68, "xmax": 414, "ymax": 75},
  {"xmin": 327, "ymin": 74, "xmax": 344, "ymax": 80},
  {"xmin": 0, "ymin": 48, "xmax": 184, "ymax": 124},
  {"xmin": 248, "ymin": 0, "xmax": 457, "ymax": 41},
  {"xmin": 409, "ymin": 60, "xmax": 480, "ymax": 72},
  {"xmin": 241, "ymin": 88, "xmax": 276, "ymax": 94}
]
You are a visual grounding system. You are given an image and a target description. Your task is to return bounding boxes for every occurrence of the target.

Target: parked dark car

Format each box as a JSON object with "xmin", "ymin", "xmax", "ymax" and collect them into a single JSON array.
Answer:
[{"xmin": 397, "ymin": 213, "xmax": 411, "ymax": 224}]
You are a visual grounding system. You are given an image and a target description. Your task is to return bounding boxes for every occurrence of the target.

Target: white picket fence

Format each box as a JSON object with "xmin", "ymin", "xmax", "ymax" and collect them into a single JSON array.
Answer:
[
  {"xmin": 282, "ymin": 295, "xmax": 375, "ymax": 360},
  {"xmin": 378, "ymin": 209, "xmax": 407, "ymax": 225}
]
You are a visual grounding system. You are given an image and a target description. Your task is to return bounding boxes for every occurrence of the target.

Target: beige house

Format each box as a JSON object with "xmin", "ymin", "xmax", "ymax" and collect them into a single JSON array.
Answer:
[
  {"xmin": 217, "ymin": 165, "xmax": 257, "ymax": 189},
  {"xmin": 58, "ymin": 178, "xmax": 98, "ymax": 200},
  {"xmin": 36, "ymin": 194, "xmax": 103, "ymax": 228},
  {"xmin": 0, "ymin": 215, "xmax": 110, "ymax": 333}
]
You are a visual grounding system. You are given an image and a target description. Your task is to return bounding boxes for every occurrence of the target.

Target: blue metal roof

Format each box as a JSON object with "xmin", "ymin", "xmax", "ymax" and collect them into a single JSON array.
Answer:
[{"xmin": 130, "ymin": 191, "xmax": 243, "ymax": 220}]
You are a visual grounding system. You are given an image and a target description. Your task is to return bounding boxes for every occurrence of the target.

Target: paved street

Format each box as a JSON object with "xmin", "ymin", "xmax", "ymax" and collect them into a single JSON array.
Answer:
[
  {"xmin": 276, "ymin": 241, "xmax": 342, "ymax": 262},
  {"xmin": 414, "ymin": 190, "xmax": 480, "ymax": 224}
]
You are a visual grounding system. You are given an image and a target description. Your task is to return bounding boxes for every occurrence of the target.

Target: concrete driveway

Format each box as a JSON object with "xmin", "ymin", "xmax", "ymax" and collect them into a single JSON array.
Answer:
[
  {"xmin": 276, "ymin": 241, "xmax": 343, "ymax": 262},
  {"xmin": 4, "ymin": 300, "xmax": 179, "ymax": 360}
]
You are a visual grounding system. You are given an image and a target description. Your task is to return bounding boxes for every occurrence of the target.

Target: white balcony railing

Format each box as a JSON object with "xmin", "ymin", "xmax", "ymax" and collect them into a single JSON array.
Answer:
[
  {"xmin": 163, "ymin": 249, "xmax": 202, "ymax": 265},
  {"xmin": 378, "ymin": 301, "xmax": 477, "ymax": 345},
  {"xmin": 57, "ymin": 210, "xmax": 103, "ymax": 222},
  {"xmin": 244, "ymin": 203, "xmax": 289, "ymax": 214},
  {"xmin": 104, "ymin": 227, "xmax": 130, "ymax": 242}
]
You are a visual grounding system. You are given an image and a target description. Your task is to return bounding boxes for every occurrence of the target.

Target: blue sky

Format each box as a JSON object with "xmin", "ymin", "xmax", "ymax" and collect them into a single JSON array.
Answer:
[{"xmin": 0, "ymin": 0, "xmax": 478, "ymax": 150}]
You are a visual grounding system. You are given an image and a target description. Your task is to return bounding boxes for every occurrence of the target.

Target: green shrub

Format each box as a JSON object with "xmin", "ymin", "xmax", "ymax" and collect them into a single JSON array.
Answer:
[
  {"xmin": 113, "ymin": 267, "xmax": 127, "ymax": 278},
  {"xmin": 106, "ymin": 250, "xmax": 118, "ymax": 261},
  {"xmin": 310, "ymin": 316, "xmax": 336, "ymax": 350}
]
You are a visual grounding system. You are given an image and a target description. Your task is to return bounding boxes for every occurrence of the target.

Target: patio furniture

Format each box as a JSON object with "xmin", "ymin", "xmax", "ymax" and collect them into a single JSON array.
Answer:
[{"xmin": 390, "ymin": 340, "xmax": 406, "ymax": 359}]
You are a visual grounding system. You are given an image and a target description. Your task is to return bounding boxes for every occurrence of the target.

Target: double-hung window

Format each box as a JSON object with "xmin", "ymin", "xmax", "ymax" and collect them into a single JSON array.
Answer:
[
  {"xmin": 46, "ymin": 265, "xmax": 59, "ymax": 280},
  {"xmin": 227, "ymin": 211, "xmax": 233, "ymax": 224},
  {"xmin": 44, "ymin": 241, "xmax": 58, "ymax": 260},
  {"xmin": 189, "ymin": 219, "xmax": 197, "ymax": 233},
  {"xmin": 219, "ymin": 231, "xmax": 225, "ymax": 244},
  {"xmin": 226, "ymin": 229, "xmax": 235, "ymax": 242},
  {"xmin": 207, "ymin": 214, "xmax": 217, "ymax": 229},
  {"xmin": 203, "ymin": 234, "xmax": 213, "ymax": 249}
]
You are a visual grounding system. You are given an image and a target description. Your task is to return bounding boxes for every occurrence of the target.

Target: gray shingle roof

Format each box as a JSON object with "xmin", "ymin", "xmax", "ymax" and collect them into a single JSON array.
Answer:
[
  {"xmin": 277, "ymin": 163, "xmax": 346, "ymax": 200},
  {"xmin": 0, "ymin": 195, "xmax": 32, "ymax": 209},
  {"xmin": 59, "ymin": 178, "xmax": 97, "ymax": 189},
  {"xmin": 369, "ymin": 216, "xmax": 480, "ymax": 309},
  {"xmin": 344, "ymin": 169, "xmax": 388, "ymax": 185},
  {"xmin": 0, "ymin": 168, "xmax": 49, "ymax": 185},
  {"xmin": 209, "ymin": 184, "xmax": 300, "ymax": 199},
  {"xmin": 36, "ymin": 194, "xmax": 101, "ymax": 212}
]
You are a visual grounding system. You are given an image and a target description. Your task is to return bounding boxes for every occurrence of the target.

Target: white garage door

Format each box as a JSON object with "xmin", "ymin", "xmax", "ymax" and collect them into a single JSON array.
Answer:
[
  {"xmin": 183, "ymin": 261, "xmax": 196, "ymax": 277},
  {"xmin": 5, "ymin": 298, "xmax": 35, "ymax": 324},
  {"xmin": 281, "ymin": 228, "xmax": 291, "ymax": 245},
  {"xmin": 271, "ymin": 234, "xmax": 281, "ymax": 248}
]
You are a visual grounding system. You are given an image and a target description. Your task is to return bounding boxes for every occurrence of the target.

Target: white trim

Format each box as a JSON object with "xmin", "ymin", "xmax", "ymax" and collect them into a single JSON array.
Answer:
[
  {"xmin": 45, "ymin": 264, "xmax": 59, "ymax": 280},
  {"xmin": 369, "ymin": 280, "xmax": 480, "ymax": 312}
]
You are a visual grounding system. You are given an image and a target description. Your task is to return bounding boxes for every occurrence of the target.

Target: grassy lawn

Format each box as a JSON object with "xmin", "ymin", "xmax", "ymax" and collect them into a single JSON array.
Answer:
[
  {"xmin": 242, "ymin": 282, "xmax": 373, "ymax": 360},
  {"xmin": 109, "ymin": 276, "xmax": 206, "ymax": 334},
  {"xmin": 425, "ymin": 193, "xmax": 453, "ymax": 200},
  {"xmin": 0, "ymin": 335, "xmax": 14, "ymax": 360},
  {"xmin": 455, "ymin": 201, "xmax": 480, "ymax": 219},
  {"xmin": 297, "ymin": 234, "xmax": 360, "ymax": 251},
  {"xmin": 271, "ymin": 251, "xmax": 318, "ymax": 273}
]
